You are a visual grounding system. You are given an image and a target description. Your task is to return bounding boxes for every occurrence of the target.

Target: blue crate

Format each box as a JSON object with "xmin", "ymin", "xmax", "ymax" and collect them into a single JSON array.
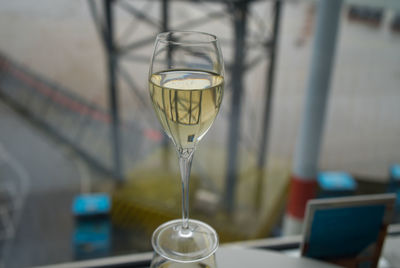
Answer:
[
  {"xmin": 73, "ymin": 218, "xmax": 111, "ymax": 259},
  {"xmin": 72, "ymin": 193, "xmax": 111, "ymax": 217},
  {"xmin": 388, "ymin": 165, "xmax": 400, "ymax": 207},
  {"xmin": 390, "ymin": 164, "xmax": 400, "ymax": 181},
  {"xmin": 317, "ymin": 172, "xmax": 357, "ymax": 198},
  {"xmin": 72, "ymin": 193, "xmax": 111, "ymax": 259}
]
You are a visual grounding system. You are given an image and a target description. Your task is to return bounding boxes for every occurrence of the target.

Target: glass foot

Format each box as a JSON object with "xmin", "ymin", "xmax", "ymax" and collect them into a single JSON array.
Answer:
[{"xmin": 152, "ymin": 219, "xmax": 219, "ymax": 263}]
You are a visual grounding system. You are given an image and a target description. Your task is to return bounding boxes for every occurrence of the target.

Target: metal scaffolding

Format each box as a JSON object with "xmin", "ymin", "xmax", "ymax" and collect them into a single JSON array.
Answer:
[{"xmin": 88, "ymin": 0, "xmax": 282, "ymax": 210}]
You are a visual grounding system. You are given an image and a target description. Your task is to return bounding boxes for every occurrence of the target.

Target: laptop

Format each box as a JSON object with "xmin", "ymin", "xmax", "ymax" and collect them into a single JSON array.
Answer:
[{"xmin": 301, "ymin": 194, "xmax": 396, "ymax": 268}]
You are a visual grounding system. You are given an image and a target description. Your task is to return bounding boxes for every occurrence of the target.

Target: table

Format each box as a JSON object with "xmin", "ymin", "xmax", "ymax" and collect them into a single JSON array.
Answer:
[
  {"xmin": 217, "ymin": 248, "xmax": 341, "ymax": 268},
  {"xmin": 34, "ymin": 247, "xmax": 342, "ymax": 268}
]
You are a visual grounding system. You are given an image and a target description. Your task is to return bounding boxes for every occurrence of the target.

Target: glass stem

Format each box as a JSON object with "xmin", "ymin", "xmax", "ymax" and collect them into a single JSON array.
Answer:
[{"xmin": 177, "ymin": 147, "xmax": 195, "ymax": 230}]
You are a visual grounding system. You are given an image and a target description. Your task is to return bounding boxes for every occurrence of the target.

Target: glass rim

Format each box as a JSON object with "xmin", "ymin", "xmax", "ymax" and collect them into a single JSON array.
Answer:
[{"xmin": 156, "ymin": 31, "xmax": 218, "ymax": 45}]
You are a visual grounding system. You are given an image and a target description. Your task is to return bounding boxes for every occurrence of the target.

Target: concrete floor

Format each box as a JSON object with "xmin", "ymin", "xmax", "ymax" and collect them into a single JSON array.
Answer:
[
  {"xmin": 0, "ymin": 99, "xmax": 81, "ymax": 267},
  {"xmin": 0, "ymin": 99, "xmax": 149, "ymax": 267}
]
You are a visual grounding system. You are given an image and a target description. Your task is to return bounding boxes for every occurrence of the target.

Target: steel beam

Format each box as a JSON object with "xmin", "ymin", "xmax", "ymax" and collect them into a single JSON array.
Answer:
[
  {"xmin": 104, "ymin": 0, "xmax": 123, "ymax": 179},
  {"xmin": 225, "ymin": 1, "xmax": 248, "ymax": 213},
  {"xmin": 255, "ymin": 0, "xmax": 282, "ymax": 209}
]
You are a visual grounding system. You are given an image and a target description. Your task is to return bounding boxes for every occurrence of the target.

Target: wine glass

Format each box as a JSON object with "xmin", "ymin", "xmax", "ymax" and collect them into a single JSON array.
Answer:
[{"xmin": 148, "ymin": 31, "xmax": 224, "ymax": 263}]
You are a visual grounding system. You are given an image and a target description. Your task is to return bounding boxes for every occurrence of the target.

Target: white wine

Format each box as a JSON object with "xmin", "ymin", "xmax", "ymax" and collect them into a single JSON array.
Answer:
[{"xmin": 149, "ymin": 69, "xmax": 224, "ymax": 149}]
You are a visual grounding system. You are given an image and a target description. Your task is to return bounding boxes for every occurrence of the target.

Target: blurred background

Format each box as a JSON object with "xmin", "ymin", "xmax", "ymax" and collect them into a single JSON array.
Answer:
[{"xmin": 0, "ymin": 0, "xmax": 399, "ymax": 267}]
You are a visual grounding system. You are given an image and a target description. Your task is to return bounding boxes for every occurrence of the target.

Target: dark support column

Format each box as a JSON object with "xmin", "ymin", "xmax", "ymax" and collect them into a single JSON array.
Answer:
[
  {"xmin": 161, "ymin": 0, "xmax": 170, "ymax": 149},
  {"xmin": 104, "ymin": 0, "xmax": 122, "ymax": 179},
  {"xmin": 255, "ymin": 1, "xmax": 282, "ymax": 208},
  {"xmin": 159, "ymin": 0, "xmax": 171, "ymax": 167},
  {"xmin": 162, "ymin": 0, "xmax": 169, "ymax": 32},
  {"xmin": 258, "ymin": 1, "xmax": 282, "ymax": 170},
  {"xmin": 225, "ymin": 1, "xmax": 247, "ymax": 213}
]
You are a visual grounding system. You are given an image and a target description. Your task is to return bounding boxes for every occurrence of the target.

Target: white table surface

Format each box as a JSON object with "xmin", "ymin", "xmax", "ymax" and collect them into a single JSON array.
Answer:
[
  {"xmin": 217, "ymin": 247, "xmax": 342, "ymax": 268},
  {"xmin": 33, "ymin": 247, "xmax": 343, "ymax": 268}
]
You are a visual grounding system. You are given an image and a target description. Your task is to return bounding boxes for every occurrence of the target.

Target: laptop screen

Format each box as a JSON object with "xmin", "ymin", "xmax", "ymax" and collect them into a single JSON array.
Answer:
[{"xmin": 301, "ymin": 194, "xmax": 395, "ymax": 268}]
